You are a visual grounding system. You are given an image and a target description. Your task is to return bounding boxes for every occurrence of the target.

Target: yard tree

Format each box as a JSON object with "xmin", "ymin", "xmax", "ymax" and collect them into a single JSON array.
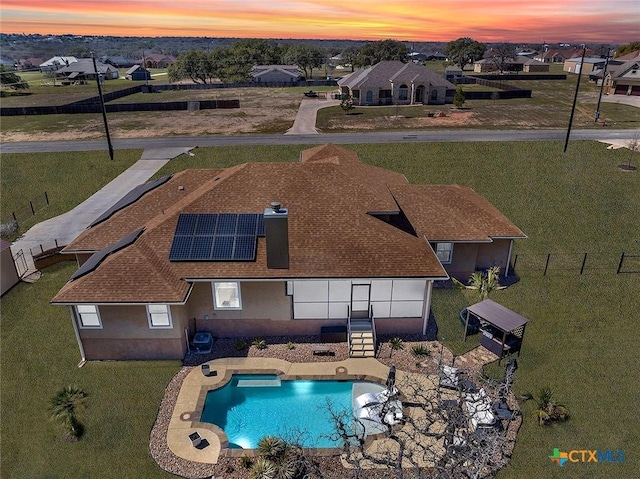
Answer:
[
  {"xmin": 355, "ymin": 39, "xmax": 408, "ymax": 67},
  {"xmin": 485, "ymin": 43, "xmax": 518, "ymax": 73},
  {"xmin": 49, "ymin": 386, "xmax": 88, "ymax": 440},
  {"xmin": 340, "ymin": 94, "xmax": 355, "ymax": 114},
  {"xmin": 453, "ymin": 86, "xmax": 466, "ymax": 108},
  {"xmin": 168, "ymin": 50, "xmax": 216, "ymax": 84},
  {"xmin": 614, "ymin": 41, "xmax": 640, "ymax": 58},
  {"xmin": 283, "ymin": 43, "xmax": 325, "ymax": 78},
  {"xmin": 0, "ymin": 67, "xmax": 29, "ymax": 90},
  {"xmin": 340, "ymin": 45, "xmax": 360, "ymax": 72},
  {"xmin": 445, "ymin": 38, "xmax": 486, "ymax": 70},
  {"xmin": 230, "ymin": 38, "xmax": 283, "ymax": 66},
  {"xmin": 324, "ymin": 367, "xmax": 519, "ymax": 479}
]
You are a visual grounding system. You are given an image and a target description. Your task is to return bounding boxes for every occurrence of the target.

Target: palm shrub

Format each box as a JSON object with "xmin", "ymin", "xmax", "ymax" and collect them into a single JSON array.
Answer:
[
  {"xmin": 453, "ymin": 266, "xmax": 503, "ymax": 300},
  {"xmin": 522, "ymin": 387, "xmax": 570, "ymax": 426},
  {"xmin": 389, "ymin": 337, "xmax": 405, "ymax": 358},
  {"xmin": 49, "ymin": 385, "xmax": 88, "ymax": 440},
  {"xmin": 249, "ymin": 456, "xmax": 277, "ymax": 479},
  {"xmin": 257, "ymin": 436, "xmax": 286, "ymax": 460}
]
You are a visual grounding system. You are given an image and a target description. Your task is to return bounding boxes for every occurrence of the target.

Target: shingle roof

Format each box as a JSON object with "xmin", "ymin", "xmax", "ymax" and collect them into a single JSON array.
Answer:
[
  {"xmin": 338, "ymin": 61, "xmax": 454, "ymax": 90},
  {"xmin": 390, "ymin": 184, "xmax": 527, "ymax": 242},
  {"xmin": 52, "ymin": 145, "xmax": 524, "ymax": 304}
]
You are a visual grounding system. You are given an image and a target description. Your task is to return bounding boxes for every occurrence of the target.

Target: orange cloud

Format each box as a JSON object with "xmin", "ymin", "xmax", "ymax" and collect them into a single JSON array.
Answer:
[{"xmin": 1, "ymin": 0, "xmax": 637, "ymax": 42}]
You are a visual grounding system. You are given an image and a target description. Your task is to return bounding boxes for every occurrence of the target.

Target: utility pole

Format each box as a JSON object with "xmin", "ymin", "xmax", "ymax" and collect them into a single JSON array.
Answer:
[
  {"xmin": 563, "ymin": 45, "xmax": 586, "ymax": 153},
  {"xmin": 91, "ymin": 52, "xmax": 114, "ymax": 161},
  {"xmin": 594, "ymin": 48, "xmax": 610, "ymax": 122}
]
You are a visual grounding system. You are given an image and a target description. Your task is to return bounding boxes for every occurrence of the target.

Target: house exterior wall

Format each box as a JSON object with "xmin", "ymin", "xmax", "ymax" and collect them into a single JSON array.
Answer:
[
  {"xmin": 1, "ymin": 247, "xmax": 20, "ymax": 296},
  {"xmin": 77, "ymin": 304, "xmax": 187, "ymax": 360},
  {"xmin": 445, "ymin": 239, "xmax": 513, "ymax": 280},
  {"xmin": 524, "ymin": 63, "xmax": 550, "ymax": 72},
  {"xmin": 253, "ymin": 71, "xmax": 298, "ymax": 83}
]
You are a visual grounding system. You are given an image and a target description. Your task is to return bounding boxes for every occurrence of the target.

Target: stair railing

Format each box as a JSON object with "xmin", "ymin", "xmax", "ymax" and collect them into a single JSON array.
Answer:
[
  {"xmin": 370, "ymin": 305, "xmax": 377, "ymax": 358},
  {"xmin": 347, "ymin": 305, "xmax": 352, "ymax": 352}
]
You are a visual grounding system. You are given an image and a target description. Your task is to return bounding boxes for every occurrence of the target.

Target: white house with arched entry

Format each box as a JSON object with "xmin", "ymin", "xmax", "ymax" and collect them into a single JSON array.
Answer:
[{"xmin": 337, "ymin": 61, "xmax": 455, "ymax": 106}]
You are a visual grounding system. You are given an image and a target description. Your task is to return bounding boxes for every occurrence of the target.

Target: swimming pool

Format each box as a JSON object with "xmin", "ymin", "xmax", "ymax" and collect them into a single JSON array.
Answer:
[{"xmin": 201, "ymin": 374, "xmax": 368, "ymax": 449}]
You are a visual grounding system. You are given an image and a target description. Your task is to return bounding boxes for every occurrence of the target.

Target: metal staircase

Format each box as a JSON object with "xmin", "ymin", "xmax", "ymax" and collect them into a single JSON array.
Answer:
[{"xmin": 348, "ymin": 307, "xmax": 377, "ymax": 358}]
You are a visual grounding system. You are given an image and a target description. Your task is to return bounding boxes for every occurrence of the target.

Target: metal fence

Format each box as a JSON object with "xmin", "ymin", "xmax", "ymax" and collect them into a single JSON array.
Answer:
[
  {"xmin": 510, "ymin": 251, "xmax": 640, "ymax": 276},
  {"xmin": 1, "ymin": 192, "xmax": 49, "ymax": 235}
]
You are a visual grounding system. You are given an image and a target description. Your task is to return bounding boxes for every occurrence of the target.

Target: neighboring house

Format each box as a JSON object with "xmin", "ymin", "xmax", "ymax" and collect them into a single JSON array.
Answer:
[
  {"xmin": 18, "ymin": 57, "xmax": 44, "ymax": 71},
  {"xmin": 563, "ymin": 57, "xmax": 608, "ymax": 75},
  {"xmin": 534, "ymin": 47, "xmax": 595, "ymax": 64},
  {"xmin": 473, "ymin": 58, "xmax": 549, "ymax": 73},
  {"xmin": 142, "ymin": 54, "xmax": 176, "ymax": 69},
  {"xmin": 55, "ymin": 58, "xmax": 119, "ymax": 82},
  {"xmin": 408, "ymin": 52, "xmax": 427, "ymax": 62},
  {"xmin": 126, "ymin": 65, "xmax": 151, "ymax": 81},
  {"xmin": 249, "ymin": 65, "xmax": 302, "ymax": 83},
  {"xmin": 1, "ymin": 240, "xmax": 20, "ymax": 296},
  {"xmin": 51, "ymin": 144, "xmax": 525, "ymax": 361},
  {"xmin": 0, "ymin": 56, "xmax": 17, "ymax": 69},
  {"xmin": 602, "ymin": 56, "xmax": 640, "ymax": 95},
  {"xmin": 338, "ymin": 61, "xmax": 456, "ymax": 106},
  {"xmin": 100, "ymin": 55, "xmax": 136, "ymax": 68},
  {"xmin": 424, "ymin": 51, "xmax": 447, "ymax": 61},
  {"xmin": 39, "ymin": 56, "xmax": 78, "ymax": 72}
]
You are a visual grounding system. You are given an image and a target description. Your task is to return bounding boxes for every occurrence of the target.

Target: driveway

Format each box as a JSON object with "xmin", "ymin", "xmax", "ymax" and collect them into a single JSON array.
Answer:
[
  {"xmin": 10, "ymin": 147, "xmax": 194, "ymax": 274},
  {"xmin": 285, "ymin": 98, "xmax": 340, "ymax": 134}
]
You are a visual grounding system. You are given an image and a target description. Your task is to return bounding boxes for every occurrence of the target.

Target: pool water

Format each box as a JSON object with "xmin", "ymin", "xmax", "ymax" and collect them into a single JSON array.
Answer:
[{"xmin": 201, "ymin": 374, "xmax": 359, "ymax": 449}]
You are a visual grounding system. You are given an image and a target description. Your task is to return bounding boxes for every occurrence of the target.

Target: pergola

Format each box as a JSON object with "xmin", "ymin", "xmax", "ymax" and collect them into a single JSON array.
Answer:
[{"xmin": 462, "ymin": 299, "xmax": 528, "ymax": 361}]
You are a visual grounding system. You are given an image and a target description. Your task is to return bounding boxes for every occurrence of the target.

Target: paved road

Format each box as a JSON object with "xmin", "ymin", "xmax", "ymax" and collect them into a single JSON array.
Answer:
[{"xmin": 2, "ymin": 129, "xmax": 639, "ymax": 153}]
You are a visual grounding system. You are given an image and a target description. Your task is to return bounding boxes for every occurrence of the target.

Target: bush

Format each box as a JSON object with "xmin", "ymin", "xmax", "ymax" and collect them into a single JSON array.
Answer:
[
  {"xmin": 411, "ymin": 344, "xmax": 431, "ymax": 358},
  {"xmin": 235, "ymin": 340, "xmax": 248, "ymax": 351},
  {"xmin": 252, "ymin": 337, "xmax": 267, "ymax": 350}
]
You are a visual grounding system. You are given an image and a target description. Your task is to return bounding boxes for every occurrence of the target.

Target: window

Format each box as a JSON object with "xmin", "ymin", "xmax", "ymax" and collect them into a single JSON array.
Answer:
[
  {"xmin": 213, "ymin": 282, "xmax": 242, "ymax": 310},
  {"xmin": 434, "ymin": 242, "xmax": 453, "ymax": 264},
  {"xmin": 76, "ymin": 304, "xmax": 102, "ymax": 328},
  {"xmin": 147, "ymin": 304, "xmax": 172, "ymax": 328},
  {"xmin": 431, "ymin": 89, "xmax": 438, "ymax": 101},
  {"xmin": 399, "ymin": 84, "xmax": 408, "ymax": 101}
]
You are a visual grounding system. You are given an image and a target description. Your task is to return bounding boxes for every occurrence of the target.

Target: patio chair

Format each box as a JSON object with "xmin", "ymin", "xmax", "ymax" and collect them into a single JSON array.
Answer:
[
  {"xmin": 201, "ymin": 364, "xmax": 211, "ymax": 376},
  {"xmin": 188, "ymin": 431, "xmax": 202, "ymax": 447}
]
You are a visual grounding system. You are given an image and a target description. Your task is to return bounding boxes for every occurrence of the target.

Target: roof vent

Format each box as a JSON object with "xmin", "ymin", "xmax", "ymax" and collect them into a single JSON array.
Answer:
[{"xmin": 271, "ymin": 201, "xmax": 281, "ymax": 212}]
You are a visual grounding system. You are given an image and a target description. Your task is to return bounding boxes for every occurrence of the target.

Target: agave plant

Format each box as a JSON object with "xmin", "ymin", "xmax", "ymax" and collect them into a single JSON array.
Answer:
[
  {"xmin": 252, "ymin": 337, "xmax": 268, "ymax": 350},
  {"xmin": 49, "ymin": 385, "xmax": 88, "ymax": 439},
  {"xmin": 388, "ymin": 337, "xmax": 405, "ymax": 358},
  {"xmin": 411, "ymin": 344, "xmax": 431, "ymax": 358},
  {"xmin": 522, "ymin": 387, "xmax": 570, "ymax": 426},
  {"xmin": 257, "ymin": 436, "xmax": 287, "ymax": 460},
  {"xmin": 249, "ymin": 456, "xmax": 277, "ymax": 479}
]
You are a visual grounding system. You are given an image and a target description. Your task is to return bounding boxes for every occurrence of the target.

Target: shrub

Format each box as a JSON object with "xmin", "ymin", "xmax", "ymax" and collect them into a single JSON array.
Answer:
[
  {"xmin": 411, "ymin": 344, "xmax": 431, "ymax": 358},
  {"xmin": 235, "ymin": 340, "xmax": 248, "ymax": 351},
  {"xmin": 286, "ymin": 341, "xmax": 295, "ymax": 350},
  {"xmin": 252, "ymin": 337, "xmax": 267, "ymax": 350}
]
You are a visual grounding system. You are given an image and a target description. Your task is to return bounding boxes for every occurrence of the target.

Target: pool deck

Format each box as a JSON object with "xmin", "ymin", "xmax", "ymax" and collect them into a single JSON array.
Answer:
[{"xmin": 167, "ymin": 357, "xmax": 413, "ymax": 464}]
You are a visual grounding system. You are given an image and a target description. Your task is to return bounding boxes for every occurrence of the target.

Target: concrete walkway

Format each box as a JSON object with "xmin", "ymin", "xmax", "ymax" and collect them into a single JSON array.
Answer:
[
  {"xmin": 10, "ymin": 147, "xmax": 194, "ymax": 273},
  {"xmin": 285, "ymin": 97, "xmax": 340, "ymax": 134}
]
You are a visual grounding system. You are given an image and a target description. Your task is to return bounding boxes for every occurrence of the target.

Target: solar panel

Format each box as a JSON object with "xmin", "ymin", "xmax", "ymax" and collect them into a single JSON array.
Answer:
[
  {"xmin": 170, "ymin": 212, "xmax": 262, "ymax": 262},
  {"xmin": 233, "ymin": 235, "xmax": 257, "ymax": 260},
  {"xmin": 195, "ymin": 214, "xmax": 218, "ymax": 235},
  {"xmin": 212, "ymin": 235, "xmax": 234, "ymax": 260},
  {"xmin": 216, "ymin": 213, "xmax": 238, "ymax": 235},
  {"xmin": 169, "ymin": 235, "xmax": 194, "ymax": 261},
  {"xmin": 175, "ymin": 214, "xmax": 198, "ymax": 235},
  {"xmin": 190, "ymin": 236, "xmax": 215, "ymax": 260},
  {"xmin": 237, "ymin": 213, "xmax": 258, "ymax": 235}
]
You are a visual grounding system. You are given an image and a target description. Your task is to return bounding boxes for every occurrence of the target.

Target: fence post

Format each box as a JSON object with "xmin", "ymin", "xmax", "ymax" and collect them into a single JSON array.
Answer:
[
  {"xmin": 616, "ymin": 252, "xmax": 625, "ymax": 274},
  {"xmin": 30, "ymin": 201, "xmax": 35, "ymax": 215},
  {"xmin": 45, "ymin": 191, "xmax": 49, "ymax": 205},
  {"xmin": 511, "ymin": 254, "xmax": 518, "ymax": 273},
  {"xmin": 12, "ymin": 212, "xmax": 17, "ymax": 222},
  {"xmin": 580, "ymin": 253, "xmax": 588, "ymax": 275},
  {"xmin": 544, "ymin": 253, "xmax": 551, "ymax": 276}
]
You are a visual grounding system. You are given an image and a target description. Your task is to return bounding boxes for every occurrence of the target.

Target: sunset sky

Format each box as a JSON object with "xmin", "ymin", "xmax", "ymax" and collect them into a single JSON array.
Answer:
[{"xmin": 1, "ymin": 0, "xmax": 638, "ymax": 43}]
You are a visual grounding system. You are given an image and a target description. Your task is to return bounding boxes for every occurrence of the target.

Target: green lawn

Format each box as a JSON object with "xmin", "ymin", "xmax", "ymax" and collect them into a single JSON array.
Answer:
[{"xmin": 1, "ymin": 141, "xmax": 639, "ymax": 477}]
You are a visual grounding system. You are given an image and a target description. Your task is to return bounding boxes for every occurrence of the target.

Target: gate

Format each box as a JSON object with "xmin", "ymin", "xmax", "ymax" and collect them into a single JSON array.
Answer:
[{"xmin": 12, "ymin": 249, "xmax": 28, "ymax": 278}]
